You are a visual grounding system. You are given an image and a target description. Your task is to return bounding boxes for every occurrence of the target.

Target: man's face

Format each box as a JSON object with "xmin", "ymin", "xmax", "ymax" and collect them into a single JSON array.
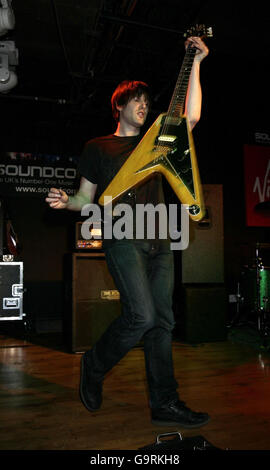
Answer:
[{"xmin": 118, "ymin": 94, "xmax": 149, "ymax": 129}]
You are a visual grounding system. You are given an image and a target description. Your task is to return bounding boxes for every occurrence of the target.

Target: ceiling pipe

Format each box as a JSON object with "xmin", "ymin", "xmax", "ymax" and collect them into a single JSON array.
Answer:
[
  {"xmin": 0, "ymin": 92, "xmax": 73, "ymax": 104},
  {"xmin": 101, "ymin": 14, "xmax": 185, "ymax": 37}
]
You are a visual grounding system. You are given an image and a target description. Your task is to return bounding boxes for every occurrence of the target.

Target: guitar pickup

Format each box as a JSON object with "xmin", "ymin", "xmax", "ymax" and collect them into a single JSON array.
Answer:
[
  {"xmin": 163, "ymin": 116, "xmax": 182, "ymax": 126},
  {"xmin": 157, "ymin": 135, "xmax": 177, "ymax": 143}
]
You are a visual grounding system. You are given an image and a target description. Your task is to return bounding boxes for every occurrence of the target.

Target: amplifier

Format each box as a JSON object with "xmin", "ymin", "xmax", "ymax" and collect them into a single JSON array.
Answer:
[
  {"xmin": 64, "ymin": 252, "xmax": 122, "ymax": 352},
  {"xmin": 75, "ymin": 221, "xmax": 102, "ymax": 250},
  {"xmin": 0, "ymin": 262, "xmax": 24, "ymax": 320}
]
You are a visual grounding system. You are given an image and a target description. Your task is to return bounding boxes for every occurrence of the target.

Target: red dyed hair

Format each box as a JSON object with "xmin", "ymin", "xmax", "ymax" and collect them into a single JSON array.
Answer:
[{"xmin": 111, "ymin": 80, "xmax": 150, "ymax": 121}]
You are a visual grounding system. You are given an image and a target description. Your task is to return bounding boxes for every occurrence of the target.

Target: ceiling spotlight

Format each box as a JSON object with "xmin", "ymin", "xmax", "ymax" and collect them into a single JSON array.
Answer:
[
  {"xmin": 0, "ymin": 39, "xmax": 18, "ymax": 92},
  {"xmin": 0, "ymin": 0, "xmax": 15, "ymax": 37}
]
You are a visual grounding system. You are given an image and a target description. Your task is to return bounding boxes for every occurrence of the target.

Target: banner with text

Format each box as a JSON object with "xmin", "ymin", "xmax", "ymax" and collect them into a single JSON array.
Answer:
[
  {"xmin": 244, "ymin": 144, "xmax": 270, "ymax": 226},
  {"xmin": 0, "ymin": 152, "xmax": 79, "ymax": 198}
]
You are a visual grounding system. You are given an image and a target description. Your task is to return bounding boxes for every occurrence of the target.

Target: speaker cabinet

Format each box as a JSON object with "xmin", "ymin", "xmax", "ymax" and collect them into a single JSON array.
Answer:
[
  {"xmin": 65, "ymin": 252, "xmax": 121, "ymax": 352},
  {"xmin": 182, "ymin": 184, "xmax": 224, "ymax": 283},
  {"xmin": 176, "ymin": 285, "xmax": 227, "ymax": 343}
]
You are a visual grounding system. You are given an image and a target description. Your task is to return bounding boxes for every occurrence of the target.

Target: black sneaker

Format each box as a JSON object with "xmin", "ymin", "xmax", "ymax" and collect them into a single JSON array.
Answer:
[
  {"xmin": 79, "ymin": 353, "xmax": 103, "ymax": 411},
  {"xmin": 151, "ymin": 399, "xmax": 210, "ymax": 428}
]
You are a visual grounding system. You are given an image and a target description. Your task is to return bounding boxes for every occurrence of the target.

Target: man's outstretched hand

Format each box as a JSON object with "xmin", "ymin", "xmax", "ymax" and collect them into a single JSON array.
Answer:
[{"xmin": 45, "ymin": 188, "xmax": 69, "ymax": 209}]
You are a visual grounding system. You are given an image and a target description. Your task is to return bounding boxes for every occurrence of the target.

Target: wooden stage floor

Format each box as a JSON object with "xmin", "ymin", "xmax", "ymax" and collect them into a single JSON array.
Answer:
[{"xmin": 1, "ymin": 328, "xmax": 270, "ymax": 453}]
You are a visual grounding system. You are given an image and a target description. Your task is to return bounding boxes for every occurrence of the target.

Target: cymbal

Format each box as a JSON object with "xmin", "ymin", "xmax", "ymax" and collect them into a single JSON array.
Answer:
[
  {"xmin": 242, "ymin": 264, "xmax": 270, "ymax": 270},
  {"xmin": 235, "ymin": 242, "xmax": 270, "ymax": 248},
  {"xmin": 256, "ymin": 242, "xmax": 270, "ymax": 249}
]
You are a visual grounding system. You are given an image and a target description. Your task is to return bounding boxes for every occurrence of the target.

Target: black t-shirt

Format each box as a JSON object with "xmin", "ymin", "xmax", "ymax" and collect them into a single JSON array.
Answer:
[{"xmin": 78, "ymin": 133, "xmax": 167, "ymax": 240}]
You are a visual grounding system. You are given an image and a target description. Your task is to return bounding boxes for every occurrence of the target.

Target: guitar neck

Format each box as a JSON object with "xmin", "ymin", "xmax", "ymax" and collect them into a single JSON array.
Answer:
[{"xmin": 167, "ymin": 44, "xmax": 197, "ymax": 119}]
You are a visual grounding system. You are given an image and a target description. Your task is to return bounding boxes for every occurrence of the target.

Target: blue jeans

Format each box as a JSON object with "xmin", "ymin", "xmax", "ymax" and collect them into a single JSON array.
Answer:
[{"xmin": 86, "ymin": 239, "xmax": 179, "ymax": 408}]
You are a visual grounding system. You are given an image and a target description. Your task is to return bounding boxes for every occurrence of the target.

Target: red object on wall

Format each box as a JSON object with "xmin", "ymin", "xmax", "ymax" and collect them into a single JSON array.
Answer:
[{"xmin": 244, "ymin": 144, "xmax": 270, "ymax": 226}]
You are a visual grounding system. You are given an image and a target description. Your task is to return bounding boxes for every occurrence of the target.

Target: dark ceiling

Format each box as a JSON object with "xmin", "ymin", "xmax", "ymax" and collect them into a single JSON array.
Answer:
[{"xmin": 0, "ymin": 0, "xmax": 269, "ymax": 154}]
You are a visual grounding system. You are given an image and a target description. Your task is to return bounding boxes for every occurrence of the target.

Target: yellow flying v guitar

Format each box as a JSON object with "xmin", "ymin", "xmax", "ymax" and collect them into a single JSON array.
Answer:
[{"xmin": 99, "ymin": 25, "xmax": 213, "ymax": 222}]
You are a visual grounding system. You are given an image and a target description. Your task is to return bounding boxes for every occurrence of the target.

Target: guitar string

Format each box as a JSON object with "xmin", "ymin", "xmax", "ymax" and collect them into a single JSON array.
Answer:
[
  {"xmin": 158, "ymin": 44, "xmax": 195, "ymax": 147},
  {"xmin": 155, "ymin": 44, "xmax": 196, "ymax": 184}
]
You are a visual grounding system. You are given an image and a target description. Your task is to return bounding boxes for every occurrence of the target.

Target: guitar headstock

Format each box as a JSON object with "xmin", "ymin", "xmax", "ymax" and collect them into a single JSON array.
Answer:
[{"xmin": 184, "ymin": 24, "xmax": 213, "ymax": 40}]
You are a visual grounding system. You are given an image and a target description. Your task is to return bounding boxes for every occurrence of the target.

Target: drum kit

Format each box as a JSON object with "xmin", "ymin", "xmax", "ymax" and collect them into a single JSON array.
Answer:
[{"xmin": 232, "ymin": 243, "xmax": 270, "ymax": 339}]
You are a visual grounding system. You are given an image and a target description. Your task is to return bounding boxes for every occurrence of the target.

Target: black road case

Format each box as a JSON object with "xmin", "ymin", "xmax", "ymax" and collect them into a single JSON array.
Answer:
[{"xmin": 0, "ymin": 262, "xmax": 24, "ymax": 321}]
